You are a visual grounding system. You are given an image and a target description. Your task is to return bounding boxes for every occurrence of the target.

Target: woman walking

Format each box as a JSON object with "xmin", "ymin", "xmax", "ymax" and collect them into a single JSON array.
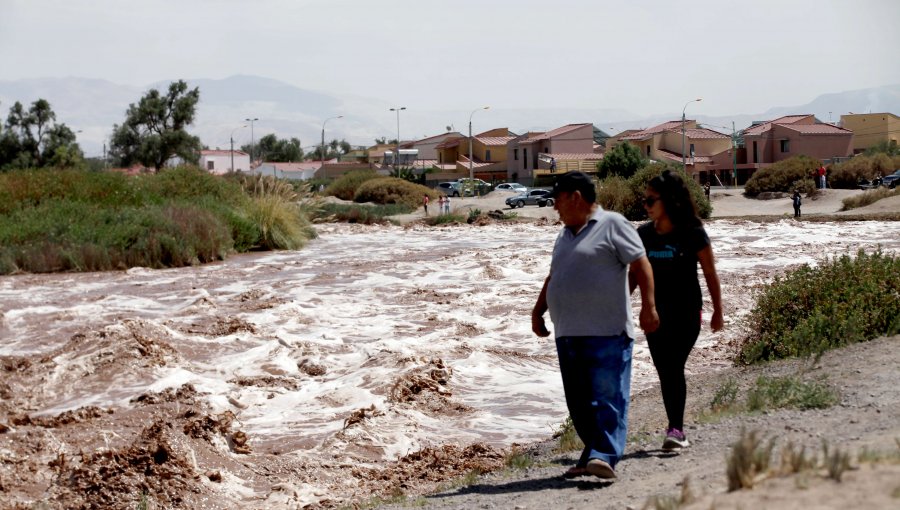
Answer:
[{"xmin": 631, "ymin": 170, "xmax": 724, "ymax": 451}]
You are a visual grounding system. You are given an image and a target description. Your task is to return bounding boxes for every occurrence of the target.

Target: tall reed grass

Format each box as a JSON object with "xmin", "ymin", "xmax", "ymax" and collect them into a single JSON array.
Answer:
[{"xmin": 0, "ymin": 166, "xmax": 317, "ymax": 274}]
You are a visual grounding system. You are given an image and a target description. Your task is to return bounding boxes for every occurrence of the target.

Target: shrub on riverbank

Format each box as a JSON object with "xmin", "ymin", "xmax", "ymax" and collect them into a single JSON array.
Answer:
[
  {"xmin": 313, "ymin": 203, "xmax": 413, "ymax": 224},
  {"xmin": 325, "ymin": 169, "xmax": 380, "ymax": 200},
  {"xmin": 841, "ymin": 187, "xmax": 900, "ymax": 211},
  {"xmin": 354, "ymin": 177, "xmax": 438, "ymax": 209},
  {"xmin": 828, "ymin": 153, "xmax": 900, "ymax": 189},
  {"xmin": 744, "ymin": 156, "xmax": 819, "ymax": 196},
  {"xmin": 596, "ymin": 163, "xmax": 711, "ymax": 220},
  {"xmin": 0, "ymin": 167, "xmax": 316, "ymax": 274},
  {"xmin": 738, "ymin": 250, "xmax": 900, "ymax": 364}
]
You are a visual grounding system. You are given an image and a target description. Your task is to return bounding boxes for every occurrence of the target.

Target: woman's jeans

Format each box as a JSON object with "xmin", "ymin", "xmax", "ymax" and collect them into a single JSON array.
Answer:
[{"xmin": 555, "ymin": 334, "xmax": 633, "ymax": 468}]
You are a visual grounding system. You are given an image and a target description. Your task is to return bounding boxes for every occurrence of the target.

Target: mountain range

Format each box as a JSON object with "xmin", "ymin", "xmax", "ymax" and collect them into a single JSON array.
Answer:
[{"xmin": 0, "ymin": 75, "xmax": 897, "ymax": 158}]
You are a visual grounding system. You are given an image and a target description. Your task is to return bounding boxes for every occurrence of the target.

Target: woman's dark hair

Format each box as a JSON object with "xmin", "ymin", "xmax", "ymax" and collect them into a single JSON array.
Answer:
[{"xmin": 647, "ymin": 169, "xmax": 701, "ymax": 228}]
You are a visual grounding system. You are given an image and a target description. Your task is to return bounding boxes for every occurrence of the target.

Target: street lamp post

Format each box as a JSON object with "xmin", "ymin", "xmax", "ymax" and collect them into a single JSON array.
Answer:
[
  {"xmin": 681, "ymin": 98, "xmax": 702, "ymax": 169},
  {"xmin": 230, "ymin": 125, "xmax": 247, "ymax": 172},
  {"xmin": 390, "ymin": 107, "xmax": 406, "ymax": 168},
  {"xmin": 244, "ymin": 117, "xmax": 259, "ymax": 164},
  {"xmin": 468, "ymin": 106, "xmax": 490, "ymax": 195},
  {"xmin": 321, "ymin": 116, "xmax": 343, "ymax": 172}
]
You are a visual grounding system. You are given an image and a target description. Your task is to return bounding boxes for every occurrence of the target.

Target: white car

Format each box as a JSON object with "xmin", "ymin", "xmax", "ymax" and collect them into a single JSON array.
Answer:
[{"xmin": 494, "ymin": 182, "xmax": 528, "ymax": 192}]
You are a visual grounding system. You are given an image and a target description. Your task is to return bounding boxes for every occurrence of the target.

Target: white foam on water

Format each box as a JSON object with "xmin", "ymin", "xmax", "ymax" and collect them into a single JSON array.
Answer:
[{"xmin": 1, "ymin": 218, "xmax": 897, "ymax": 503}]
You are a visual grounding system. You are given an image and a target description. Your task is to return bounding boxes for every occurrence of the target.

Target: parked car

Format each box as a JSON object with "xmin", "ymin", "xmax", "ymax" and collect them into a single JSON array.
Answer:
[
  {"xmin": 494, "ymin": 182, "xmax": 527, "ymax": 193},
  {"xmin": 880, "ymin": 169, "xmax": 900, "ymax": 189},
  {"xmin": 456, "ymin": 177, "xmax": 492, "ymax": 195},
  {"xmin": 435, "ymin": 181, "xmax": 463, "ymax": 197},
  {"xmin": 505, "ymin": 189, "xmax": 554, "ymax": 208}
]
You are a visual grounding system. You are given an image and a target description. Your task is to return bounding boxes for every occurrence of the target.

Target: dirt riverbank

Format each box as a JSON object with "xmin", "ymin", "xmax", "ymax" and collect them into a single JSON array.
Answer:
[{"xmin": 378, "ymin": 335, "xmax": 900, "ymax": 510}]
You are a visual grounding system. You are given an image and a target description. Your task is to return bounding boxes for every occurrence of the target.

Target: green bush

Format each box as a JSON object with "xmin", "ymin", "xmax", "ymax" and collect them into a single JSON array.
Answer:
[
  {"xmin": 596, "ymin": 163, "xmax": 711, "ymax": 220},
  {"xmin": 841, "ymin": 187, "xmax": 900, "ymax": 211},
  {"xmin": 596, "ymin": 175, "xmax": 634, "ymax": 217},
  {"xmin": 739, "ymin": 249, "xmax": 900, "ymax": 364},
  {"xmin": 0, "ymin": 200, "xmax": 233, "ymax": 272},
  {"xmin": 0, "ymin": 166, "xmax": 318, "ymax": 274},
  {"xmin": 353, "ymin": 177, "xmax": 438, "ymax": 209},
  {"xmin": 313, "ymin": 203, "xmax": 413, "ymax": 224},
  {"xmin": 829, "ymin": 153, "xmax": 900, "ymax": 189},
  {"xmin": 325, "ymin": 169, "xmax": 380, "ymax": 200},
  {"xmin": 746, "ymin": 376, "xmax": 839, "ymax": 411},
  {"xmin": 744, "ymin": 155, "xmax": 819, "ymax": 196}
]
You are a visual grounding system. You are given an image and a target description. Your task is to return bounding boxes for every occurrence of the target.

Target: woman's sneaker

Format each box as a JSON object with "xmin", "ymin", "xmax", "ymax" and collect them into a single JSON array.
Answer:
[{"xmin": 662, "ymin": 428, "xmax": 690, "ymax": 451}]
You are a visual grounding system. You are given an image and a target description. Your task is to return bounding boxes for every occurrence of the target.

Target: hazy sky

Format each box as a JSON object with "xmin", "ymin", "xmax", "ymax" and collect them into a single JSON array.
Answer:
[{"xmin": 2, "ymin": 0, "xmax": 899, "ymax": 117}]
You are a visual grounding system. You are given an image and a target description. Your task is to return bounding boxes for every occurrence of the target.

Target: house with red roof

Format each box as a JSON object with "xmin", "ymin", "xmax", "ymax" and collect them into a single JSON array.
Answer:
[
  {"xmin": 609, "ymin": 120, "xmax": 732, "ymax": 182},
  {"xmin": 742, "ymin": 115, "xmax": 853, "ymax": 167},
  {"xmin": 433, "ymin": 128, "xmax": 515, "ymax": 182},
  {"xmin": 199, "ymin": 149, "xmax": 250, "ymax": 174},
  {"xmin": 507, "ymin": 123, "xmax": 600, "ymax": 184}
]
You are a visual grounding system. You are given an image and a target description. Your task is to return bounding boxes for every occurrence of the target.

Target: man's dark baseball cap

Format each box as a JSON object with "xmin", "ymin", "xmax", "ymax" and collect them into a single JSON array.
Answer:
[{"xmin": 547, "ymin": 171, "xmax": 596, "ymax": 203}]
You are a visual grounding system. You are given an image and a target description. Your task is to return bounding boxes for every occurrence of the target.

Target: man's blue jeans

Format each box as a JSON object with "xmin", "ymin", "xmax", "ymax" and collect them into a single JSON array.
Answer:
[{"xmin": 555, "ymin": 334, "xmax": 633, "ymax": 468}]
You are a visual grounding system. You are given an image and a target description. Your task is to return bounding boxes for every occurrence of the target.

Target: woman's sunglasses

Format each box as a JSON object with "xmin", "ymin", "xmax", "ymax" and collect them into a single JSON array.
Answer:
[{"xmin": 642, "ymin": 196, "xmax": 659, "ymax": 207}]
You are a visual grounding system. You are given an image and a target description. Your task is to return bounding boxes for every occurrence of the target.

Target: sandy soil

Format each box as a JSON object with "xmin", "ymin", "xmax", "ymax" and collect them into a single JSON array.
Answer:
[{"xmin": 379, "ymin": 335, "xmax": 900, "ymax": 510}]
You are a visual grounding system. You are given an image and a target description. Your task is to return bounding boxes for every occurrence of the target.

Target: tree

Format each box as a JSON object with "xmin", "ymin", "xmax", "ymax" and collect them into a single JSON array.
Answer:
[
  {"xmin": 0, "ymin": 99, "xmax": 83, "ymax": 170},
  {"xmin": 306, "ymin": 138, "xmax": 350, "ymax": 161},
  {"xmin": 241, "ymin": 134, "xmax": 303, "ymax": 162},
  {"xmin": 597, "ymin": 141, "xmax": 647, "ymax": 179},
  {"xmin": 109, "ymin": 80, "xmax": 202, "ymax": 171}
]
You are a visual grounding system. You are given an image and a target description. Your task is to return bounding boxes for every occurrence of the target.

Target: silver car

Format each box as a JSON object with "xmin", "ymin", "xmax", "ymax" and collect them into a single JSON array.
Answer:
[
  {"xmin": 495, "ymin": 182, "xmax": 528, "ymax": 193},
  {"xmin": 505, "ymin": 189, "xmax": 554, "ymax": 208}
]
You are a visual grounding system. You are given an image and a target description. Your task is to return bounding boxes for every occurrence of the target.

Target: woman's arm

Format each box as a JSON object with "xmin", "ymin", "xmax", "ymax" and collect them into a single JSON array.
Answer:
[{"xmin": 697, "ymin": 244, "xmax": 724, "ymax": 332}]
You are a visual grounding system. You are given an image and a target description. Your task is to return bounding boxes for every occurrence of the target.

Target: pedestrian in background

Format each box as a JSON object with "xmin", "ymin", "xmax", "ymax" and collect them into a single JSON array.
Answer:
[
  {"xmin": 532, "ymin": 171, "xmax": 658, "ymax": 480},
  {"xmin": 633, "ymin": 170, "xmax": 724, "ymax": 452},
  {"xmin": 444, "ymin": 195, "xmax": 451, "ymax": 214},
  {"xmin": 423, "ymin": 194, "xmax": 429, "ymax": 216},
  {"xmin": 438, "ymin": 195, "xmax": 445, "ymax": 214},
  {"xmin": 792, "ymin": 189, "xmax": 802, "ymax": 218}
]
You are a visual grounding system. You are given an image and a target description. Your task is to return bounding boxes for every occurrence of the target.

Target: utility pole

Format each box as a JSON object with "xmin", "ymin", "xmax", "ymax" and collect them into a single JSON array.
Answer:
[
  {"xmin": 245, "ymin": 117, "xmax": 258, "ymax": 165},
  {"xmin": 731, "ymin": 121, "xmax": 737, "ymax": 187}
]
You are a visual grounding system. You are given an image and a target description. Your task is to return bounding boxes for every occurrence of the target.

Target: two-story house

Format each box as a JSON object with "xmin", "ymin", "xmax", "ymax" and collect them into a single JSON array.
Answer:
[
  {"xmin": 743, "ymin": 114, "xmax": 853, "ymax": 167},
  {"xmin": 507, "ymin": 123, "xmax": 600, "ymax": 185},
  {"xmin": 839, "ymin": 113, "xmax": 899, "ymax": 154},
  {"xmin": 612, "ymin": 121, "xmax": 732, "ymax": 181}
]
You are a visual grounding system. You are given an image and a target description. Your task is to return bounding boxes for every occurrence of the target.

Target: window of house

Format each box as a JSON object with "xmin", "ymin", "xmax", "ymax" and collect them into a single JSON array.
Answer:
[
  {"xmin": 485, "ymin": 149, "xmax": 491, "ymax": 161},
  {"xmin": 753, "ymin": 141, "xmax": 758, "ymax": 163},
  {"xmin": 514, "ymin": 148, "xmax": 518, "ymax": 161},
  {"xmin": 646, "ymin": 146, "xmax": 650, "ymax": 156},
  {"xmin": 524, "ymin": 149, "xmax": 528, "ymax": 169},
  {"xmin": 780, "ymin": 140, "xmax": 790, "ymax": 153},
  {"xmin": 689, "ymin": 143, "xmax": 695, "ymax": 156},
  {"xmin": 207, "ymin": 160, "xmax": 214, "ymax": 170}
]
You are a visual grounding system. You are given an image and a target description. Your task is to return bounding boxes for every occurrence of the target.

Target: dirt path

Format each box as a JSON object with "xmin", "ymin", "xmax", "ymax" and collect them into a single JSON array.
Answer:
[{"xmin": 379, "ymin": 335, "xmax": 900, "ymax": 510}]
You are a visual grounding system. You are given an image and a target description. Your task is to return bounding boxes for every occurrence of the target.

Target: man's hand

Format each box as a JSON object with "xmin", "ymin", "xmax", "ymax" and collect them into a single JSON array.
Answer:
[
  {"xmin": 630, "ymin": 256, "xmax": 659, "ymax": 333},
  {"xmin": 532, "ymin": 313, "xmax": 551, "ymax": 337}
]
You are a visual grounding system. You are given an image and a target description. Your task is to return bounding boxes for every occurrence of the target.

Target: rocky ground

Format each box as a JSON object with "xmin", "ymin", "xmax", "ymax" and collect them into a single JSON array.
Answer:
[{"xmin": 378, "ymin": 335, "xmax": 900, "ymax": 510}]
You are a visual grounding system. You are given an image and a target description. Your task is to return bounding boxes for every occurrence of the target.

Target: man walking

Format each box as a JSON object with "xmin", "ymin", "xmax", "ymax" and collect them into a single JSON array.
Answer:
[{"xmin": 532, "ymin": 171, "xmax": 659, "ymax": 480}]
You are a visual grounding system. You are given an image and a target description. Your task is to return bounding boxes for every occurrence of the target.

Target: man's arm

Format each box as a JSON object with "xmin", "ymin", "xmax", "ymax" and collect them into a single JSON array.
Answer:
[
  {"xmin": 629, "ymin": 256, "xmax": 659, "ymax": 333},
  {"xmin": 532, "ymin": 275, "xmax": 551, "ymax": 337}
]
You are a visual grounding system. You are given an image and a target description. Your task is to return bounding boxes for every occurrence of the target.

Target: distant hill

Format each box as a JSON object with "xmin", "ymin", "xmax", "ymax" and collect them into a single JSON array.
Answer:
[{"xmin": 0, "ymin": 76, "xmax": 897, "ymax": 158}]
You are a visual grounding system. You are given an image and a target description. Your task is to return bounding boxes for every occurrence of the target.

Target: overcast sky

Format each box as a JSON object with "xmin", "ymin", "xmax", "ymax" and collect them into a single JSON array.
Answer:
[{"xmin": 2, "ymin": 0, "xmax": 899, "ymax": 117}]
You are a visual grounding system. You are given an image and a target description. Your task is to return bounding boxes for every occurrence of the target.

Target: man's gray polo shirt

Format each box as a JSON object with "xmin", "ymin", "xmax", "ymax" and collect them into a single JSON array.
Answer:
[{"xmin": 546, "ymin": 207, "xmax": 645, "ymax": 339}]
